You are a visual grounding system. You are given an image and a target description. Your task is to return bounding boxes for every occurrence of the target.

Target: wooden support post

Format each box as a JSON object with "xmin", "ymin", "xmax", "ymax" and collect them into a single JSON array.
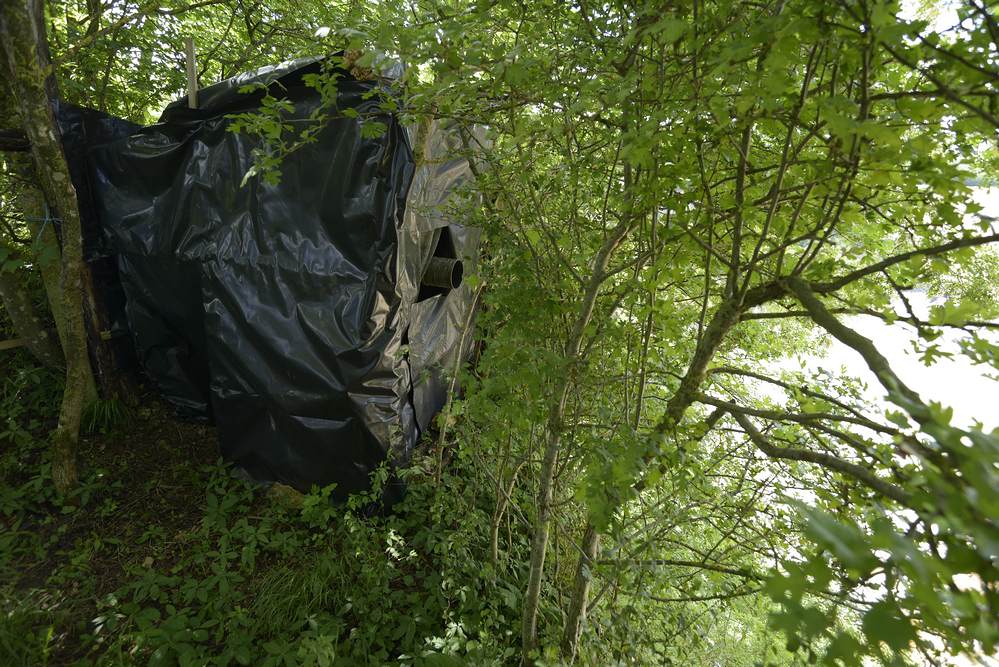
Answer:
[
  {"xmin": 185, "ymin": 37, "xmax": 197, "ymax": 109},
  {"xmin": 0, "ymin": 338, "xmax": 25, "ymax": 350}
]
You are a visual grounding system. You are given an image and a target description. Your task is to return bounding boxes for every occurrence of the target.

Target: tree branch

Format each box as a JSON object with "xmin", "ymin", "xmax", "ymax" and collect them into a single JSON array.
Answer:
[
  {"xmin": 650, "ymin": 586, "xmax": 764, "ymax": 603},
  {"xmin": 597, "ymin": 557, "xmax": 764, "ymax": 581},
  {"xmin": 731, "ymin": 412, "xmax": 911, "ymax": 504},
  {"xmin": 881, "ymin": 42, "xmax": 999, "ymax": 129},
  {"xmin": 696, "ymin": 392, "xmax": 898, "ymax": 435},
  {"xmin": 741, "ymin": 307, "xmax": 852, "ymax": 320},
  {"xmin": 786, "ymin": 277, "xmax": 928, "ymax": 420},
  {"xmin": 51, "ymin": 0, "xmax": 225, "ymax": 68},
  {"xmin": 812, "ymin": 232, "xmax": 999, "ymax": 293}
]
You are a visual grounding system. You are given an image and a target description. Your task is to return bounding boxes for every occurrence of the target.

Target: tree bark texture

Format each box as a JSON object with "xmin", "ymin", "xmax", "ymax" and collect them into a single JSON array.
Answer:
[
  {"xmin": 0, "ymin": 128, "xmax": 30, "ymax": 151},
  {"xmin": 22, "ymin": 174, "xmax": 70, "ymax": 357},
  {"xmin": 0, "ymin": 0, "xmax": 93, "ymax": 493},
  {"xmin": 560, "ymin": 522, "xmax": 600, "ymax": 664},
  {"xmin": 0, "ymin": 263, "xmax": 63, "ymax": 367},
  {"xmin": 8, "ymin": 153, "xmax": 99, "ymax": 403}
]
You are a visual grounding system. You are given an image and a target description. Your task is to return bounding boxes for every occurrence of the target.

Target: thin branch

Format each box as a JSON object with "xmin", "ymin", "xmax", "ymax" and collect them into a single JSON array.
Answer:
[
  {"xmin": 708, "ymin": 365, "xmax": 871, "ymax": 422},
  {"xmin": 51, "ymin": 0, "xmax": 226, "ymax": 68},
  {"xmin": 813, "ymin": 232, "xmax": 999, "ymax": 293},
  {"xmin": 741, "ymin": 307, "xmax": 851, "ymax": 320},
  {"xmin": 731, "ymin": 412, "xmax": 911, "ymax": 504},
  {"xmin": 649, "ymin": 586, "xmax": 764, "ymax": 603},
  {"xmin": 882, "ymin": 42, "xmax": 999, "ymax": 129},
  {"xmin": 696, "ymin": 392, "xmax": 898, "ymax": 435},
  {"xmin": 786, "ymin": 277, "xmax": 927, "ymax": 419},
  {"xmin": 598, "ymin": 558, "xmax": 764, "ymax": 580}
]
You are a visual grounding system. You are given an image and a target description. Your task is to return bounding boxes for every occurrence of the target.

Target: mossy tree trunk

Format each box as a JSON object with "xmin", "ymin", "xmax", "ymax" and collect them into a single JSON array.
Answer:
[
  {"xmin": 16, "ymin": 156, "xmax": 99, "ymax": 404},
  {"xmin": 0, "ymin": 0, "xmax": 94, "ymax": 494},
  {"xmin": 560, "ymin": 523, "xmax": 599, "ymax": 664},
  {"xmin": 24, "ymin": 179, "xmax": 70, "ymax": 356},
  {"xmin": 0, "ymin": 261, "xmax": 63, "ymax": 367}
]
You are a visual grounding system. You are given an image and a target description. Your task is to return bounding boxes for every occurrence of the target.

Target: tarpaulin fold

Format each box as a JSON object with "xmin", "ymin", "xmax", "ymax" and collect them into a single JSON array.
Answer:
[{"xmin": 62, "ymin": 57, "xmax": 481, "ymax": 501}]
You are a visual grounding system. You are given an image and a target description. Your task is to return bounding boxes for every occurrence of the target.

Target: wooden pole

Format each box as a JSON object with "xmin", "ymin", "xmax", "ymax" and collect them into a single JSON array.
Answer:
[
  {"xmin": 185, "ymin": 37, "xmax": 197, "ymax": 109},
  {"xmin": 0, "ymin": 338, "xmax": 25, "ymax": 350}
]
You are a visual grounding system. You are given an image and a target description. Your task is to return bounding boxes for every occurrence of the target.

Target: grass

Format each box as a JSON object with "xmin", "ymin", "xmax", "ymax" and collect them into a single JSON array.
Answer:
[
  {"xmin": 82, "ymin": 398, "xmax": 129, "ymax": 436},
  {"xmin": 0, "ymin": 591, "xmax": 58, "ymax": 667}
]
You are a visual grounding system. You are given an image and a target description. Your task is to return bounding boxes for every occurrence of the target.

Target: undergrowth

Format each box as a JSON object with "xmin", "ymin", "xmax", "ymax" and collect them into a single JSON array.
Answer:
[{"xmin": 0, "ymin": 356, "xmax": 527, "ymax": 666}]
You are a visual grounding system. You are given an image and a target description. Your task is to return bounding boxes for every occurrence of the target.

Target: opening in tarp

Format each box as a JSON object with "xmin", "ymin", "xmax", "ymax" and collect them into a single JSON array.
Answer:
[{"xmin": 61, "ymin": 56, "xmax": 481, "ymax": 502}]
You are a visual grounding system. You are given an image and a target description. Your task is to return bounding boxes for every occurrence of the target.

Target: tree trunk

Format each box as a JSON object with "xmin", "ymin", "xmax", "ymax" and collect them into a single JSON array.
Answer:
[
  {"xmin": 0, "ymin": 128, "xmax": 29, "ymax": 151},
  {"xmin": 23, "ymin": 179, "xmax": 70, "ymax": 355},
  {"xmin": 560, "ymin": 522, "xmax": 600, "ymax": 664},
  {"xmin": 0, "ymin": 264, "xmax": 63, "ymax": 367},
  {"xmin": 521, "ymin": 215, "xmax": 634, "ymax": 665},
  {"xmin": 558, "ymin": 282, "xmax": 786, "ymax": 661},
  {"xmin": 21, "ymin": 163, "xmax": 100, "ymax": 404},
  {"xmin": 4, "ymin": 153, "xmax": 99, "ymax": 403},
  {"xmin": 0, "ymin": 0, "xmax": 93, "ymax": 494}
]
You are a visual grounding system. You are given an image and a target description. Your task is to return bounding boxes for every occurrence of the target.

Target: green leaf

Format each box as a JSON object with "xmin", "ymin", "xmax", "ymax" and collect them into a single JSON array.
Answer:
[
  {"xmin": 802, "ymin": 509, "xmax": 878, "ymax": 574},
  {"xmin": 360, "ymin": 121, "xmax": 387, "ymax": 139},
  {"xmin": 862, "ymin": 602, "xmax": 915, "ymax": 653}
]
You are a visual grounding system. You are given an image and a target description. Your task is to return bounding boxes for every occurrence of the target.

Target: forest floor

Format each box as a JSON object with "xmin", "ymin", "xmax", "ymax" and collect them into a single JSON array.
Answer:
[
  {"xmin": 7, "ymin": 403, "xmax": 217, "ymax": 661},
  {"xmin": 0, "ymin": 350, "xmax": 519, "ymax": 666},
  {"xmin": 1, "ymin": 351, "xmax": 220, "ymax": 664}
]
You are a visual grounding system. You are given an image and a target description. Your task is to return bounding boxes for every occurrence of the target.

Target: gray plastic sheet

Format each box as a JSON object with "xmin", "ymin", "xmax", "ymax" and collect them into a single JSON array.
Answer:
[{"xmin": 63, "ymin": 57, "xmax": 480, "ymax": 501}]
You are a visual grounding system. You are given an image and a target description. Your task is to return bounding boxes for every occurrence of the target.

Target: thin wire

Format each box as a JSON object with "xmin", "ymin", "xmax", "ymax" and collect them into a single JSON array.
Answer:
[{"xmin": 32, "ymin": 202, "xmax": 61, "ymax": 245}]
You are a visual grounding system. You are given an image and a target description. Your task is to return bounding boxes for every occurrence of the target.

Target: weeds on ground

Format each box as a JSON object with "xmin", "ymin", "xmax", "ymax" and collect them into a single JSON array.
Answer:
[
  {"xmin": 80, "ymin": 463, "xmax": 523, "ymax": 666},
  {"xmin": 0, "ymin": 358, "xmax": 526, "ymax": 666},
  {"xmin": 82, "ymin": 398, "xmax": 129, "ymax": 436}
]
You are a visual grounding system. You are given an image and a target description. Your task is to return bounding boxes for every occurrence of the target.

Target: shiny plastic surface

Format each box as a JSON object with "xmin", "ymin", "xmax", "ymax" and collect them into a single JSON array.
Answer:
[{"xmin": 66, "ymin": 58, "xmax": 479, "ymax": 500}]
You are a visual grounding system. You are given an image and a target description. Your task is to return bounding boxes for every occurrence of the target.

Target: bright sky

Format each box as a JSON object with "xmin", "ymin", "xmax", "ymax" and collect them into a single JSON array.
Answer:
[
  {"xmin": 830, "ymin": 0, "xmax": 999, "ymax": 437},
  {"xmin": 793, "ymin": 187, "xmax": 999, "ymax": 666},
  {"xmin": 802, "ymin": 188, "xmax": 999, "ymax": 433}
]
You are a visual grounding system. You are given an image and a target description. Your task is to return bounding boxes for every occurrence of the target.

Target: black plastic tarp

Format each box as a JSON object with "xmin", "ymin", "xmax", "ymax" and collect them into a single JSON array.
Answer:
[
  {"xmin": 56, "ymin": 103, "xmax": 141, "ymax": 370},
  {"xmin": 66, "ymin": 57, "xmax": 480, "ymax": 500}
]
